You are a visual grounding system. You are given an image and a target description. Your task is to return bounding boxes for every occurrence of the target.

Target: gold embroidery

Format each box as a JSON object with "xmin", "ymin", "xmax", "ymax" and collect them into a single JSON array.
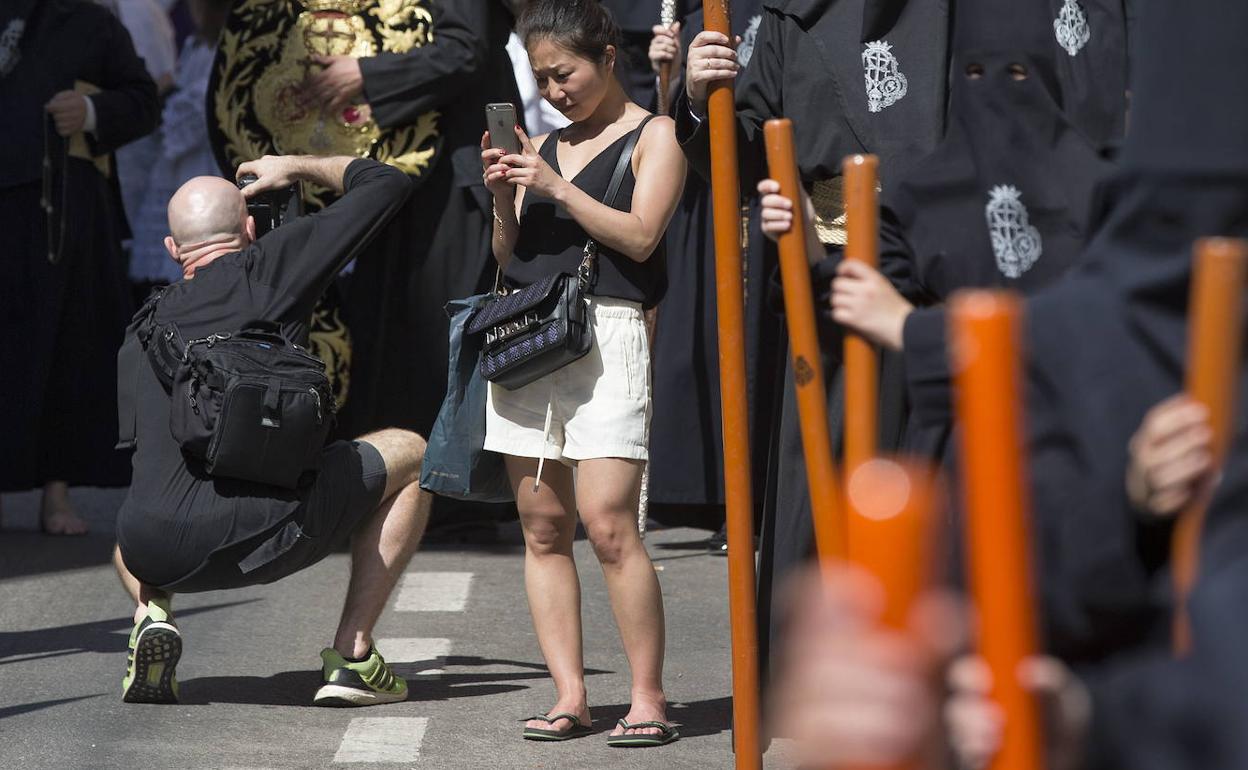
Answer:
[
  {"xmin": 211, "ymin": 0, "xmax": 441, "ymax": 205},
  {"xmin": 309, "ymin": 293, "xmax": 353, "ymax": 409}
]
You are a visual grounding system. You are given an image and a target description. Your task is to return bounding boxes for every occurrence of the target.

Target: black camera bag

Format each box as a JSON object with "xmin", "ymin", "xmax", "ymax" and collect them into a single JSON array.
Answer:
[{"xmin": 118, "ymin": 289, "xmax": 335, "ymax": 489}]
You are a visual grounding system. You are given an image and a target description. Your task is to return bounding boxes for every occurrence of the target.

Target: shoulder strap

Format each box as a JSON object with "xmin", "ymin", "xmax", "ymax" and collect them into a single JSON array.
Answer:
[
  {"xmin": 579, "ymin": 115, "xmax": 658, "ymax": 287},
  {"xmin": 116, "ymin": 286, "xmax": 169, "ymax": 450},
  {"xmin": 604, "ymin": 115, "xmax": 656, "ymax": 209}
]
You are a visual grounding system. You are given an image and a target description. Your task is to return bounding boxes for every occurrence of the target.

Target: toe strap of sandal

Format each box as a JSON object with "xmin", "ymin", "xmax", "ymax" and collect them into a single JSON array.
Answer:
[
  {"xmin": 616, "ymin": 719, "xmax": 676, "ymax": 734},
  {"xmin": 523, "ymin": 712, "xmax": 582, "ymax": 726}
]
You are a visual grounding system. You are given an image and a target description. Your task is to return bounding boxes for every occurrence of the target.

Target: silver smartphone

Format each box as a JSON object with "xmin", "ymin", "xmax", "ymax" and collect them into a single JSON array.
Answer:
[{"xmin": 485, "ymin": 102, "xmax": 521, "ymax": 155}]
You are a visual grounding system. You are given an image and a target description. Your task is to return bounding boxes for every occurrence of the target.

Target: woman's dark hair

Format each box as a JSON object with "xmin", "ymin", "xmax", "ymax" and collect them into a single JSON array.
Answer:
[{"xmin": 517, "ymin": 0, "xmax": 623, "ymax": 64}]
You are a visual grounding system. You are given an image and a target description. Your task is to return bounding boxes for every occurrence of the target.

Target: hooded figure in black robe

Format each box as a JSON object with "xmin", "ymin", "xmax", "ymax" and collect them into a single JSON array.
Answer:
[
  {"xmin": 0, "ymin": 0, "xmax": 159, "ymax": 501},
  {"xmin": 903, "ymin": 0, "xmax": 1248, "ymax": 663},
  {"xmin": 674, "ymin": 0, "xmax": 950, "ymax": 683},
  {"xmin": 832, "ymin": 0, "xmax": 1116, "ymax": 471}
]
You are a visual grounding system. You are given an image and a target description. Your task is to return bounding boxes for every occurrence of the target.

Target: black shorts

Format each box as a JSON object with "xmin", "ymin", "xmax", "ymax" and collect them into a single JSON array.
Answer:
[{"xmin": 158, "ymin": 440, "xmax": 389, "ymax": 593}]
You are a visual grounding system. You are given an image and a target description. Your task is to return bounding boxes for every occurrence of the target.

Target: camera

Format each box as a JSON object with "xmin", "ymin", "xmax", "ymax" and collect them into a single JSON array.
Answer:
[{"xmin": 236, "ymin": 174, "xmax": 304, "ymax": 237}]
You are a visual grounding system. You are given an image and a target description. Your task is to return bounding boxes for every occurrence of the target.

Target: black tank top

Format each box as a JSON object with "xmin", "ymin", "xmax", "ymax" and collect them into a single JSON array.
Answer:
[{"xmin": 505, "ymin": 119, "xmax": 667, "ymax": 308}]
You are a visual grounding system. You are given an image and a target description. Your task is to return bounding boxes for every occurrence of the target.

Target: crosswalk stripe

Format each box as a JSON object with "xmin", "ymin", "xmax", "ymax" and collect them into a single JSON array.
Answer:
[
  {"xmin": 333, "ymin": 717, "xmax": 428, "ymax": 763},
  {"xmin": 395, "ymin": 571, "xmax": 474, "ymax": 612},
  {"xmin": 375, "ymin": 637, "xmax": 452, "ymax": 676}
]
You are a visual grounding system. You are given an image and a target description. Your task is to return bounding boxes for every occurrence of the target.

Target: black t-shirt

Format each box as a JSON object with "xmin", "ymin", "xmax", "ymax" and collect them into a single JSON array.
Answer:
[{"xmin": 115, "ymin": 159, "xmax": 410, "ymax": 586}]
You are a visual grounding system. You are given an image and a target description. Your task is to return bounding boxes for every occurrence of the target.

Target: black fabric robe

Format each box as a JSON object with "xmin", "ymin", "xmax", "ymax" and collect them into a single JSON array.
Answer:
[
  {"xmin": 0, "ymin": 0, "xmax": 159, "ymax": 492},
  {"xmin": 674, "ymin": 0, "xmax": 949, "ymax": 684},
  {"xmin": 902, "ymin": 0, "xmax": 1248, "ymax": 663},
  {"xmin": 649, "ymin": 1, "xmax": 767, "ymax": 513},
  {"xmin": 341, "ymin": 0, "xmax": 522, "ymax": 441},
  {"xmin": 600, "ymin": 0, "xmax": 701, "ymax": 111}
]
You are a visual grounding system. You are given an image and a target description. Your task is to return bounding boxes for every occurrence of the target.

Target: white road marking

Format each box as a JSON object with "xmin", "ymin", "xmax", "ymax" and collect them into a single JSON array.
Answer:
[
  {"xmin": 375, "ymin": 637, "xmax": 451, "ymax": 676},
  {"xmin": 333, "ymin": 717, "xmax": 428, "ymax": 763},
  {"xmin": 395, "ymin": 572, "xmax": 474, "ymax": 612}
]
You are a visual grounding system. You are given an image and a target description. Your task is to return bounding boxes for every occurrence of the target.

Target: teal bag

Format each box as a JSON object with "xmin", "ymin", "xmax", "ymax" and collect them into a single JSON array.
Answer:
[{"xmin": 419, "ymin": 294, "xmax": 514, "ymax": 503}]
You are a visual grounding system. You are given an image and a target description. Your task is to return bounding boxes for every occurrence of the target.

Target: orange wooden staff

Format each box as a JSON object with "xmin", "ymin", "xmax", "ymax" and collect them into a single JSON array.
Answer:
[
  {"xmin": 1171, "ymin": 237, "xmax": 1248, "ymax": 656},
  {"xmin": 704, "ymin": 2, "xmax": 763, "ymax": 768},
  {"xmin": 950, "ymin": 291, "xmax": 1044, "ymax": 770},
  {"xmin": 764, "ymin": 118, "xmax": 846, "ymax": 563},
  {"xmin": 844, "ymin": 459, "xmax": 939, "ymax": 770},
  {"xmin": 844, "ymin": 155, "xmax": 881, "ymax": 473}
]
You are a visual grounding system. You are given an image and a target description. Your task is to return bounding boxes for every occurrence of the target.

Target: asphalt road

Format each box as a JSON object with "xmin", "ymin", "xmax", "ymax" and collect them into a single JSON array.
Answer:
[{"xmin": 0, "ymin": 487, "xmax": 795, "ymax": 769}]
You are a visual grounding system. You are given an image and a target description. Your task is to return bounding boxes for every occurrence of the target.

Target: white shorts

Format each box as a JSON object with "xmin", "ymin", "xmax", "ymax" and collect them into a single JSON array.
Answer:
[{"xmin": 484, "ymin": 297, "xmax": 650, "ymax": 465}]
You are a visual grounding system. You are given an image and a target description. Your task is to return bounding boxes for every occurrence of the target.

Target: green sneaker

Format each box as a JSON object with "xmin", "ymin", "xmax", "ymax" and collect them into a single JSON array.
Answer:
[
  {"xmin": 313, "ymin": 646, "xmax": 407, "ymax": 707},
  {"xmin": 121, "ymin": 598, "xmax": 181, "ymax": 704}
]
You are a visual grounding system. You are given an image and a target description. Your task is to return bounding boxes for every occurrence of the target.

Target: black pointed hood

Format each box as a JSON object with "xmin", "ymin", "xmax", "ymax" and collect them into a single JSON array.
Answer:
[{"xmin": 885, "ymin": 0, "xmax": 1110, "ymax": 294}]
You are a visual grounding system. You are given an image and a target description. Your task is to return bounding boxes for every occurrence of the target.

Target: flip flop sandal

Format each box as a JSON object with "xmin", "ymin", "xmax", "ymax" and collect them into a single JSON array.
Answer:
[
  {"xmin": 521, "ymin": 712, "xmax": 595, "ymax": 741},
  {"xmin": 606, "ymin": 718, "xmax": 681, "ymax": 748}
]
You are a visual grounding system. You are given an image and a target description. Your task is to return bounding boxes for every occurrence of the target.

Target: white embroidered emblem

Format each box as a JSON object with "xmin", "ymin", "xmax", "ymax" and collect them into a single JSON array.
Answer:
[
  {"xmin": 862, "ymin": 40, "xmax": 908, "ymax": 113},
  {"xmin": 0, "ymin": 20, "xmax": 25, "ymax": 77},
  {"xmin": 986, "ymin": 185, "xmax": 1043, "ymax": 279},
  {"xmin": 1053, "ymin": 0, "xmax": 1091, "ymax": 57},
  {"xmin": 738, "ymin": 14, "xmax": 763, "ymax": 69}
]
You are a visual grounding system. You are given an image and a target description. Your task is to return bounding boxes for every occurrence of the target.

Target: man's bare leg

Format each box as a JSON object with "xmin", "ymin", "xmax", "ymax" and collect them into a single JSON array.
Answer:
[
  {"xmin": 332, "ymin": 429, "xmax": 432, "ymax": 658},
  {"xmin": 113, "ymin": 545, "xmax": 172, "ymax": 623}
]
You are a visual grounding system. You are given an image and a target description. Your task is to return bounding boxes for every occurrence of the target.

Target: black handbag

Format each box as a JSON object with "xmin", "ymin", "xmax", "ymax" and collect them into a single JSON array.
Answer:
[{"xmin": 468, "ymin": 116, "xmax": 653, "ymax": 391}]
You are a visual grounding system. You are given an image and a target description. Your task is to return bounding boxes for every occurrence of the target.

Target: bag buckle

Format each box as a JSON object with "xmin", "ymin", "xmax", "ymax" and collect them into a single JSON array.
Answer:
[{"xmin": 486, "ymin": 311, "xmax": 541, "ymax": 345}]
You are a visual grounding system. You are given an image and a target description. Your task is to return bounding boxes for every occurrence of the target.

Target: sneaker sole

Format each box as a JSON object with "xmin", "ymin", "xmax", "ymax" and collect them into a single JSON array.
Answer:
[
  {"xmin": 123, "ymin": 622, "xmax": 181, "ymax": 704},
  {"xmin": 313, "ymin": 683, "xmax": 407, "ymax": 707}
]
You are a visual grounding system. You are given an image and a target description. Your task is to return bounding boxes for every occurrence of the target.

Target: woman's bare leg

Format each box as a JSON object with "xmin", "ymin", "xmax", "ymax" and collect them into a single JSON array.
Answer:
[
  {"xmin": 576, "ymin": 458, "xmax": 669, "ymax": 737},
  {"xmin": 508, "ymin": 456, "xmax": 591, "ymax": 733}
]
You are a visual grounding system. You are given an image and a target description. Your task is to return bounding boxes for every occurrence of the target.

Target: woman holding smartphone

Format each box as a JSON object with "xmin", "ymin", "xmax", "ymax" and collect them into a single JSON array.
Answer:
[{"xmin": 479, "ymin": 0, "xmax": 685, "ymax": 748}]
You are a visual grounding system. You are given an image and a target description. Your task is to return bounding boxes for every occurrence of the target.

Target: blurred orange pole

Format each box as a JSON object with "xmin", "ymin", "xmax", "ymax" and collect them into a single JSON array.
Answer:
[
  {"xmin": 843, "ymin": 155, "xmax": 880, "ymax": 473},
  {"xmin": 845, "ymin": 459, "xmax": 937, "ymax": 631},
  {"xmin": 1171, "ymin": 237, "xmax": 1248, "ymax": 656},
  {"xmin": 704, "ymin": 2, "xmax": 763, "ymax": 768},
  {"xmin": 950, "ymin": 291, "xmax": 1044, "ymax": 770},
  {"xmin": 764, "ymin": 118, "xmax": 846, "ymax": 563},
  {"xmin": 843, "ymin": 459, "xmax": 938, "ymax": 770}
]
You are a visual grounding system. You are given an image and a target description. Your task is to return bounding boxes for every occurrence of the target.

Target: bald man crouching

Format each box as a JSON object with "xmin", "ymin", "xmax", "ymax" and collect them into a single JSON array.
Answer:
[{"xmin": 112, "ymin": 155, "xmax": 429, "ymax": 707}]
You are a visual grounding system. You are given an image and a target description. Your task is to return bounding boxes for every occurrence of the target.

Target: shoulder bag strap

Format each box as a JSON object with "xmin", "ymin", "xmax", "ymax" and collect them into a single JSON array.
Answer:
[{"xmin": 579, "ymin": 114, "xmax": 658, "ymax": 289}]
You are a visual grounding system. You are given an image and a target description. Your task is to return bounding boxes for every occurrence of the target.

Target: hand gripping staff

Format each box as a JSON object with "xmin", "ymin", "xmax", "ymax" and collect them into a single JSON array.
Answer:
[
  {"xmin": 764, "ymin": 118, "xmax": 847, "ymax": 564},
  {"xmin": 844, "ymin": 155, "xmax": 881, "ymax": 473},
  {"xmin": 845, "ymin": 458, "xmax": 940, "ymax": 770},
  {"xmin": 950, "ymin": 291, "xmax": 1044, "ymax": 770},
  {"xmin": 705, "ymin": 3, "xmax": 763, "ymax": 768},
  {"xmin": 1171, "ymin": 237, "xmax": 1248, "ymax": 656}
]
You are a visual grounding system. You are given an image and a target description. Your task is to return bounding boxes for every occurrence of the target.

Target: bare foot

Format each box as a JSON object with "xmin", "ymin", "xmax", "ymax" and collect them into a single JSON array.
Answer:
[
  {"xmin": 525, "ymin": 695, "xmax": 591, "ymax": 735},
  {"xmin": 41, "ymin": 482, "xmax": 88, "ymax": 536},
  {"xmin": 610, "ymin": 691, "xmax": 671, "ymax": 737}
]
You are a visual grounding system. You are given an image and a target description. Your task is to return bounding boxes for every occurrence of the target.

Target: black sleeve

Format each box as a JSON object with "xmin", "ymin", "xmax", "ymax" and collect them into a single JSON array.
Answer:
[
  {"xmin": 900, "ymin": 306, "xmax": 951, "ymax": 428},
  {"xmin": 675, "ymin": 8, "xmax": 782, "ymax": 188},
  {"xmin": 251, "ymin": 159, "xmax": 412, "ymax": 321},
  {"xmin": 87, "ymin": 12, "xmax": 161, "ymax": 156},
  {"xmin": 358, "ymin": 0, "xmax": 490, "ymax": 129}
]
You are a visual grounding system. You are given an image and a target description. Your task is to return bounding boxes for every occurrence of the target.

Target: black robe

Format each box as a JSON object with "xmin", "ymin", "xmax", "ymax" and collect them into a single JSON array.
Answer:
[
  {"xmin": 674, "ymin": 0, "xmax": 949, "ymax": 683},
  {"xmin": 649, "ymin": 1, "xmax": 768, "ymax": 513},
  {"xmin": 342, "ymin": 0, "xmax": 522, "ymax": 440},
  {"xmin": 600, "ymin": 0, "xmax": 701, "ymax": 111},
  {"xmin": 0, "ymin": 0, "xmax": 159, "ymax": 492},
  {"xmin": 902, "ymin": 0, "xmax": 1248, "ymax": 663}
]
